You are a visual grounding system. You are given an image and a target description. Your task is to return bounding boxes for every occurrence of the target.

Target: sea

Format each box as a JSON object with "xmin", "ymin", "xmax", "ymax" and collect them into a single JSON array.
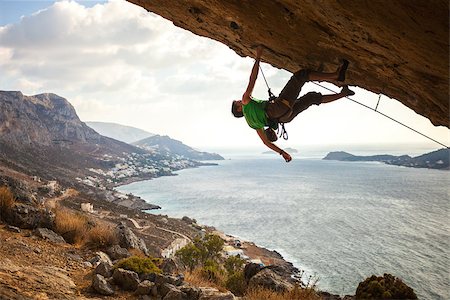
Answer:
[{"xmin": 118, "ymin": 152, "xmax": 450, "ymax": 299}]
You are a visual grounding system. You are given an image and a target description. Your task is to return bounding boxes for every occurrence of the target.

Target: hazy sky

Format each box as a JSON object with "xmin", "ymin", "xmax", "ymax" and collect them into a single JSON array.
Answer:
[{"xmin": 0, "ymin": 0, "xmax": 448, "ymax": 154}]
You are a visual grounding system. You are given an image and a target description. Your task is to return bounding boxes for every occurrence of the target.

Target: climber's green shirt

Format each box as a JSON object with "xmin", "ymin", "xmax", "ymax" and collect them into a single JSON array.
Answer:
[{"xmin": 242, "ymin": 98, "xmax": 268, "ymax": 129}]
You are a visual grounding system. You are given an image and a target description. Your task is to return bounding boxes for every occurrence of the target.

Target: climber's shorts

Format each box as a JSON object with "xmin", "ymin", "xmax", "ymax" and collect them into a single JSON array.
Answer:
[{"xmin": 266, "ymin": 69, "xmax": 322, "ymax": 123}]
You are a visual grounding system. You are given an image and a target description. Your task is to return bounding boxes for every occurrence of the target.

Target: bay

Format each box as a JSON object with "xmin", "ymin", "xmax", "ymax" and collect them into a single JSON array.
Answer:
[{"xmin": 118, "ymin": 157, "xmax": 450, "ymax": 299}]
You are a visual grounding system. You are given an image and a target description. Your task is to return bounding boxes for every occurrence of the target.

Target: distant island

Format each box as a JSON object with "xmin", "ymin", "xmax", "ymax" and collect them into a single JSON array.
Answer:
[
  {"xmin": 323, "ymin": 149, "xmax": 449, "ymax": 170},
  {"xmin": 263, "ymin": 147, "xmax": 298, "ymax": 154},
  {"xmin": 134, "ymin": 134, "xmax": 224, "ymax": 161}
]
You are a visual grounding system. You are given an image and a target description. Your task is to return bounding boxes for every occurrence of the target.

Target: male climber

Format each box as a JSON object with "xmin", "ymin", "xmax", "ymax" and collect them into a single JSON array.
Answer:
[{"xmin": 231, "ymin": 47, "xmax": 354, "ymax": 162}]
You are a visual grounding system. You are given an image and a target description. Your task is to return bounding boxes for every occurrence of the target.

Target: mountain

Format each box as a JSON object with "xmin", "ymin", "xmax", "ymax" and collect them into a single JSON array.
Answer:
[
  {"xmin": 323, "ymin": 149, "xmax": 449, "ymax": 170},
  {"xmin": 0, "ymin": 91, "xmax": 209, "ymax": 188},
  {"xmin": 134, "ymin": 135, "xmax": 224, "ymax": 161},
  {"xmin": 0, "ymin": 91, "xmax": 102, "ymax": 146},
  {"xmin": 86, "ymin": 121, "xmax": 154, "ymax": 144},
  {"xmin": 323, "ymin": 151, "xmax": 411, "ymax": 162}
]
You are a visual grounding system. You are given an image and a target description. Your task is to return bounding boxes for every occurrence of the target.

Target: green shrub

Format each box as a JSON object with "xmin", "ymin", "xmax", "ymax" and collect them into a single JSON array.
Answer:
[
  {"xmin": 193, "ymin": 234, "xmax": 224, "ymax": 264},
  {"xmin": 114, "ymin": 256, "xmax": 161, "ymax": 275},
  {"xmin": 176, "ymin": 234, "xmax": 224, "ymax": 270},
  {"xmin": 356, "ymin": 273, "xmax": 417, "ymax": 299},
  {"xmin": 224, "ymin": 255, "xmax": 246, "ymax": 275},
  {"xmin": 176, "ymin": 243, "xmax": 202, "ymax": 271},
  {"xmin": 225, "ymin": 271, "xmax": 247, "ymax": 296},
  {"xmin": 201, "ymin": 259, "xmax": 225, "ymax": 284}
]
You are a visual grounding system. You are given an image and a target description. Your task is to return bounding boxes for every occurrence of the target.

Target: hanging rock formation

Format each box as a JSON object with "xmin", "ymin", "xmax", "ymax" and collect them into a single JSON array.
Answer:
[{"xmin": 127, "ymin": 0, "xmax": 449, "ymax": 128}]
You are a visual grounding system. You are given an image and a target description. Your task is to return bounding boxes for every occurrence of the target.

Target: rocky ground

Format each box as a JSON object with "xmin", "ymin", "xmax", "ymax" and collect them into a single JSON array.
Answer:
[
  {"xmin": 0, "ymin": 162, "xmax": 303, "ymax": 299},
  {"xmin": 0, "ymin": 224, "xmax": 93, "ymax": 300}
]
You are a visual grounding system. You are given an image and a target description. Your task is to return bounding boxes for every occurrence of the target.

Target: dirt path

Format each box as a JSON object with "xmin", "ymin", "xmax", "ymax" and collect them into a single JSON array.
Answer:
[
  {"xmin": 45, "ymin": 188, "xmax": 78, "ymax": 210},
  {"xmin": 127, "ymin": 217, "xmax": 192, "ymax": 243}
]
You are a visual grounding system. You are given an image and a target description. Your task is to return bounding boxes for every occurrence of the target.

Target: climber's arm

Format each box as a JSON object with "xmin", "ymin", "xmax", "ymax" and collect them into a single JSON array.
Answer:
[
  {"xmin": 256, "ymin": 128, "xmax": 292, "ymax": 162},
  {"xmin": 242, "ymin": 47, "xmax": 263, "ymax": 105}
]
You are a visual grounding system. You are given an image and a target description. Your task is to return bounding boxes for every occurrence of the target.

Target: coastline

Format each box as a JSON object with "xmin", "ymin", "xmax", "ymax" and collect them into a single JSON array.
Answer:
[{"xmin": 112, "ymin": 164, "xmax": 306, "ymax": 286}]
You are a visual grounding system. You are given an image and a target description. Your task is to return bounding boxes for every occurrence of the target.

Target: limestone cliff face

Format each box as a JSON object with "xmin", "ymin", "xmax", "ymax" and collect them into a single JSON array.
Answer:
[
  {"xmin": 0, "ymin": 91, "xmax": 101, "ymax": 146},
  {"xmin": 128, "ymin": 0, "xmax": 449, "ymax": 127}
]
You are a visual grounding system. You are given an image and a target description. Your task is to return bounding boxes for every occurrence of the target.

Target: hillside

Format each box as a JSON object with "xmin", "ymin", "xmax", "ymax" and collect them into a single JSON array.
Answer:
[
  {"xmin": 86, "ymin": 122, "xmax": 154, "ymax": 144},
  {"xmin": 0, "ymin": 90, "xmax": 212, "ymax": 197},
  {"xmin": 134, "ymin": 135, "xmax": 224, "ymax": 161},
  {"xmin": 323, "ymin": 149, "xmax": 449, "ymax": 170}
]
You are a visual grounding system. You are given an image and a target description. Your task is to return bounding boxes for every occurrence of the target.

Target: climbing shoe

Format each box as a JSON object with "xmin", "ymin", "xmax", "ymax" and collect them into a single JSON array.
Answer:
[{"xmin": 338, "ymin": 59, "xmax": 349, "ymax": 82}]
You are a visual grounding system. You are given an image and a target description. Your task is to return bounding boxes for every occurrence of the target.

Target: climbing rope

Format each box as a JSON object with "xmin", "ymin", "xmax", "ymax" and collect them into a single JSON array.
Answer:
[
  {"xmin": 259, "ymin": 65, "xmax": 276, "ymax": 101},
  {"xmin": 311, "ymin": 81, "xmax": 450, "ymax": 149},
  {"xmin": 259, "ymin": 65, "xmax": 289, "ymax": 140},
  {"xmin": 258, "ymin": 63, "xmax": 449, "ymax": 148}
]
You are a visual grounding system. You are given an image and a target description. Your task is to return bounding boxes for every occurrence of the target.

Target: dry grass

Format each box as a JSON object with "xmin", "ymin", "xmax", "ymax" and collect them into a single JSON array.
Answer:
[
  {"xmin": 128, "ymin": 248, "xmax": 146, "ymax": 257},
  {"xmin": 54, "ymin": 207, "xmax": 119, "ymax": 249},
  {"xmin": 243, "ymin": 286, "xmax": 320, "ymax": 300},
  {"xmin": 54, "ymin": 208, "xmax": 88, "ymax": 244},
  {"xmin": 84, "ymin": 223, "xmax": 118, "ymax": 249},
  {"xmin": 0, "ymin": 186, "xmax": 15, "ymax": 220},
  {"xmin": 184, "ymin": 267, "xmax": 227, "ymax": 292}
]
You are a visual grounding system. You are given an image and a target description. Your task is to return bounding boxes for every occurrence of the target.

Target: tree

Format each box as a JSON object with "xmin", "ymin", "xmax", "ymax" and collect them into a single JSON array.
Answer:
[
  {"xmin": 194, "ymin": 234, "xmax": 224, "ymax": 264},
  {"xmin": 175, "ymin": 243, "xmax": 201, "ymax": 271},
  {"xmin": 224, "ymin": 255, "xmax": 245, "ymax": 275}
]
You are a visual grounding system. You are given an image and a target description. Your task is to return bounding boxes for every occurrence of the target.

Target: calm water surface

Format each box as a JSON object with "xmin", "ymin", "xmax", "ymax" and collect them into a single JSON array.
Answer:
[{"xmin": 118, "ymin": 158, "xmax": 449, "ymax": 299}]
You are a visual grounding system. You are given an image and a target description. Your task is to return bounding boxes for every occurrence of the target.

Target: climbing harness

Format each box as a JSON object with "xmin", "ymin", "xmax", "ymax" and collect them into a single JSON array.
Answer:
[
  {"xmin": 311, "ymin": 81, "xmax": 450, "ymax": 149},
  {"xmin": 259, "ymin": 65, "xmax": 289, "ymax": 140},
  {"xmin": 259, "ymin": 64, "xmax": 449, "ymax": 149}
]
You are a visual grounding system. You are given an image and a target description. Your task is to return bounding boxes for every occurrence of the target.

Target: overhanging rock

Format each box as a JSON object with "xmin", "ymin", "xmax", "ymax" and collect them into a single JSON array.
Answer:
[{"xmin": 128, "ymin": 0, "xmax": 449, "ymax": 128}]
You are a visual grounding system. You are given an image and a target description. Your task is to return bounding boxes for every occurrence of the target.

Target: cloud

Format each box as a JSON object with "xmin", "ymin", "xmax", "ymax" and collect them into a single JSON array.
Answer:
[{"xmin": 0, "ymin": 0, "xmax": 447, "ymax": 150}]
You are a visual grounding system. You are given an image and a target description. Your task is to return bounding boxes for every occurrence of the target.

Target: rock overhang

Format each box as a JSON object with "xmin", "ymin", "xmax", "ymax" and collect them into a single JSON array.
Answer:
[{"xmin": 127, "ymin": 0, "xmax": 449, "ymax": 128}]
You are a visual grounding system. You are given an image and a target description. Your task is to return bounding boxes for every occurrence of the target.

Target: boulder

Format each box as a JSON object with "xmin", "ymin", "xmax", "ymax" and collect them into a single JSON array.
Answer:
[
  {"xmin": 155, "ymin": 273, "xmax": 184, "ymax": 287},
  {"xmin": 140, "ymin": 272, "xmax": 157, "ymax": 282},
  {"xmin": 159, "ymin": 283, "xmax": 177, "ymax": 298},
  {"xmin": 160, "ymin": 283, "xmax": 185, "ymax": 300},
  {"xmin": 181, "ymin": 216, "xmax": 196, "ymax": 224},
  {"xmin": 107, "ymin": 244, "xmax": 131, "ymax": 260},
  {"xmin": 92, "ymin": 274, "xmax": 115, "ymax": 296},
  {"xmin": 180, "ymin": 286, "xmax": 201, "ymax": 300},
  {"xmin": 116, "ymin": 224, "xmax": 149, "ymax": 255},
  {"xmin": 113, "ymin": 268, "xmax": 140, "ymax": 291},
  {"xmin": 135, "ymin": 280, "xmax": 156, "ymax": 296},
  {"xmin": 160, "ymin": 258, "xmax": 179, "ymax": 274},
  {"xmin": 6, "ymin": 225, "xmax": 21, "ymax": 233},
  {"xmin": 248, "ymin": 268, "xmax": 294, "ymax": 293},
  {"xmin": 244, "ymin": 262, "xmax": 263, "ymax": 282},
  {"xmin": 34, "ymin": 228, "xmax": 66, "ymax": 244},
  {"xmin": 95, "ymin": 261, "xmax": 113, "ymax": 278},
  {"xmin": 198, "ymin": 287, "xmax": 236, "ymax": 300},
  {"xmin": 320, "ymin": 291, "xmax": 348, "ymax": 300},
  {"xmin": 163, "ymin": 289, "xmax": 185, "ymax": 300},
  {"xmin": 6, "ymin": 203, "xmax": 54, "ymax": 229},
  {"xmin": 0, "ymin": 176, "xmax": 36, "ymax": 205},
  {"xmin": 90, "ymin": 251, "xmax": 113, "ymax": 267}
]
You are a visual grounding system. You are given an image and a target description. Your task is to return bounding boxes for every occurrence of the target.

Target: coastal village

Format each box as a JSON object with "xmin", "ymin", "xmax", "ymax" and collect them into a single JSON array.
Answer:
[{"xmin": 78, "ymin": 151, "xmax": 203, "ymax": 188}]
